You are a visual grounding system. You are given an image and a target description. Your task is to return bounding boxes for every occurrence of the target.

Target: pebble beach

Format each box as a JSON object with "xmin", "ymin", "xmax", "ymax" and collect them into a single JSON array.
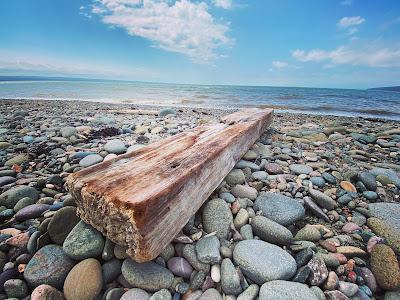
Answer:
[{"xmin": 0, "ymin": 99, "xmax": 399, "ymax": 300}]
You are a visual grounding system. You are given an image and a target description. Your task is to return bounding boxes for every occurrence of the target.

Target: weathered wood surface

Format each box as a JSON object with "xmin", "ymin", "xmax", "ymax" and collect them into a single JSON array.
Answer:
[{"xmin": 66, "ymin": 108, "xmax": 273, "ymax": 262}]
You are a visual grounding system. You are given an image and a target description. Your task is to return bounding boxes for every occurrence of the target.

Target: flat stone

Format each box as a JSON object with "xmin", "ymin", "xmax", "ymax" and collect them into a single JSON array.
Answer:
[
  {"xmin": 60, "ymin": 127, "xmax": 77, "ymax": 138},
  {"xmin": 199, "ymin": 288, "xmax": 222, "ymax": 300},
  {"xmin": 359, "ymin": 172, "xmax": 377, "ymax": 191},
  {"xmin": 235, "ymin": 160, "xmax": 260, "ymax": 171},
  {"xmin": 233, "ymin": 240, "xmax": 297, "ymax": 285},
  {"xmin": 5, "ymin": 153, "xmax": 29, "ymax": 167},
  {"xmin": 63, "ymin": 220, "xmax": 105, "ymax": 260},
  {"xmin": 0, "ymin": 176, "xmax": 16, "ymax": 187},
  {"xmin": 122, "ymin": 259, "xmax": 174, "ymax": 292},
  {"xmin": 24, "ymin": 245, "xmax": 75, "ymax": 289},
  {"xmin": 0, "ymin": 185, "xmax": 39, "ymax": 208},
  {"xmin": 182, "ymin": 244, "xmax": 210, "ymax": 272},
  {"xmin": 150, "ymin": 289, "xmax": 172, "ymax": 300},
  {"xmin": 265, "ymin": 163, "xmax": 283, "ymax": 175},
  {"xmin": 368, "ymin": 202, "xmax": 400, "ymax": 234},
  {"xmin": 31, "ymin": 284, "xmax": 65, "ymax": 300},
  {"xmin": 336, "ymin": 246, "xmax": 367, "ymax": 257},
  {"xmin": 308, "ymin": 189, "xmax": 337, "ymax": 210},
  {"xmin": 159, "ymin": 108, "xmax": 176, "ymax": 117},
  {"xmin": 370, "ymin": 244, "xmax": 400, "ymax": 290},
  {"xmin": 251, "ymin": 215, "xmax": 293, "ymax": 245},
  {"xmin": 167, "ymin": 257, "xmax": 193, "ymax": 279},
  {"xmin": 63, "ymin": 258, "xmax": 102, "ymax": 300},
  {"xmin": 104, "ymin": 139, "xmax": 126, "ymax": 154},
  {"xmin": 289, "ymin": 164, "xmax": 313, "ymax": 175},
  {"xmin": 294, "ymin": 226, "xmax": 322, "ymax": 242},
  {"xmin": 102, "ymin": 258, "xmax": 122, "ymax": 284},
  {"xmin": 225, "ymin": 169, "xmax": 246, "ymax": 185},
  {"xmin": 254, "ymin": 193, "xmax": 305, "ymax": 226},
  {"xmin": 259, "ymin": 280, "xmax": 318, "ymax": 300},
  {"xmin": 221, "ymin": 258, "xmax": 242, "ymax": 295},
  {"xmin": 14, "ymin": 204, "xmax": 50, "ymax": 221},
  {"xmin": 195, "ymin": 235, "xmax": 221, "ymax": 264},
  {"xmin": 231, "ymin": 185, "xmax": 258, "ymax": 200},
  {"xmin": 202, "ymin": 198, "xmax": 233, "ymax": 239},
  {"xmin": 367, "ymin": 217, "xmax": 400, "ymax": 254},
  {"xmin": 79, "ymin": 154, "xmax": 103, "ymax": 167},
  {"xmin": 48, "ymin": 207, "xmax": 80, "ymax": 245},
  {"xmin": 4, "ymin": 279, "xmax": 28, "ymax": 299},
  {"xmin": 304, "ymin": 197, "xmax": 330, "ymax": 221}
]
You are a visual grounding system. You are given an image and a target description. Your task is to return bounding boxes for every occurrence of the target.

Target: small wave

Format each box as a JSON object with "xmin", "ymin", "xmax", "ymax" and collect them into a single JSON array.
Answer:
[
  {"xmin": 274, "ymin": 94, "xmax": 301, "ymax": 100},
  {"xmin": 195, "ymin": 94, "xmax": 210, "ymax": 99}
]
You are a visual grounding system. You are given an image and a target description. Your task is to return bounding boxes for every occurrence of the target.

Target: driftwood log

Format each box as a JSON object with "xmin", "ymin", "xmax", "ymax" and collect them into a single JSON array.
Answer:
[{"xmin": 66, "ymin": 108, "xmax": 273, "ymax": 262}]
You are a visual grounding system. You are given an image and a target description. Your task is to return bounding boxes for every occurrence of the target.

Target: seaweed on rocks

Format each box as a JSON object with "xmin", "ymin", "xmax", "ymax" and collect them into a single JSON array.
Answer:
[{"xmin": 88, "ymin": 127, "xmax": 121, "ymax": 139}]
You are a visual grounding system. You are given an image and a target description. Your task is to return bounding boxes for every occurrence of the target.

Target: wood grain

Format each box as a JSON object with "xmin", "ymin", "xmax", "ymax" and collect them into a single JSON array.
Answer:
[{"xmin": 66, "ymin": 108, "xmax": 273, "ymax": 262}]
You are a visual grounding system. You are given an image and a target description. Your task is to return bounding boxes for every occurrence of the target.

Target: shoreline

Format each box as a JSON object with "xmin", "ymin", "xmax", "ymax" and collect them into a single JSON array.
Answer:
[
  {"xmin": 0, "ymin": 98, "xmax": 399, "ymax": 299},
  {"xmin": 1, "ymin": 98, "xmax": 400, "ymax": 123}
]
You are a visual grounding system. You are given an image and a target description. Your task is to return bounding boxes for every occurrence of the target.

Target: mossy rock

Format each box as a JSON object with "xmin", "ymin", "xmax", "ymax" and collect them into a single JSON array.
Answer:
[
  {"xmin": 370, "ymin": 244, "xmax": 400, "ymax": 290},
  {"xmin": 367, "ymin": 217, "xmax": 400, "ymax": 254}
]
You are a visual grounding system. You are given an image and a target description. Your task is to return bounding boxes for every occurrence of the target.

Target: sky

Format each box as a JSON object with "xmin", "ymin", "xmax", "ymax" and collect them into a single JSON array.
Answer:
[{"xmin": 0, "ymin": 0, "xmax": 399, "ymax": 88}]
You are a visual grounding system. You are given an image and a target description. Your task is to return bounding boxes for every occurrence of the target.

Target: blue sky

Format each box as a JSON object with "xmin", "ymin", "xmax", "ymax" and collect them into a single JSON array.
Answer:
[{"xmin": 0, "ymin": 0, "xmax": 399, "ymax": 88}]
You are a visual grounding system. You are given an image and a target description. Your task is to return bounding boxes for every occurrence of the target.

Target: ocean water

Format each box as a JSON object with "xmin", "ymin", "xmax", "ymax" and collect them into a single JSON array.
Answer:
[{"xmin": 1, "ymin": 79, "xmax": 400, "ymax": 120}]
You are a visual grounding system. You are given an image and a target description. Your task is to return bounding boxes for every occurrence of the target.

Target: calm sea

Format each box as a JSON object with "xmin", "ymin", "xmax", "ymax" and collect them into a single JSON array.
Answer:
[{"xmin": 1, "ymin": 80, "xmax": 399, "ymax": 120}]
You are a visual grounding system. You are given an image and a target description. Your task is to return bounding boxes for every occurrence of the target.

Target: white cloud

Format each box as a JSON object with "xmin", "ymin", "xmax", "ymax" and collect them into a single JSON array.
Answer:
[
  {"xmin": 337, "ymin": 16, "xmax": 365, "ymax": 28},
  {"xmin": 340, "ymin": 0, "xmax": 353, "ymax": 6},
  {"xmin": 214, "ymin": 0, "xmax": 232, "ymax": 9},
  {"xmin": 292, "ymin": 46, "xmax": 400, "ymax": 67},
  {"xmin": 0, "ymin": 51, "xmax": 150, "ymax": 79},
  {"xmin": 89, "ymin": 0, "xmax": 232, "ymax": 63},
  {"xmin": 271, "ymin": 61, "xmax": 288, "ymax": 69}
]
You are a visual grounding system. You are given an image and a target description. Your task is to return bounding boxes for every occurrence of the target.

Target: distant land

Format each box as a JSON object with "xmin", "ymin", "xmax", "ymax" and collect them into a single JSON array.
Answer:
[
  {"xmin": 368, "ymin": 86, "xmax": 400, "ymax": 92},
  {"xmin": 0, "ymin": 75, "xmax": 119, "ymax": 82}
]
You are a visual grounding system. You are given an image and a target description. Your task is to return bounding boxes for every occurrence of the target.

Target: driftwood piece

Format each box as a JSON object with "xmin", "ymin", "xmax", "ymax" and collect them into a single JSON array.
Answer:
[{"xmin": 66, "ymin": 108, "xmax": 273, "ymax": 262}]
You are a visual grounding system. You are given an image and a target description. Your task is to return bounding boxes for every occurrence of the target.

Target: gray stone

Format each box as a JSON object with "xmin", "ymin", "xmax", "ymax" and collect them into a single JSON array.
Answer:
[
  {"xmin": 309, "ymin": 189, "xmax": 337, "ymax": 210},
  {"xmin": 13, "ymin": 197, "xmax": 35, "ymax": 212},
  {"xmin": 252, "ymin": 171, "xmax": 268, "ymax": 180},
  {"xmin": 150, "ymin": 289, "xmax": 172, "ymax": 300},
  {"xmin": 289, "ymin": 164, "xmax": 313, "ymax": 175},
  {"xmin": 4, "ymin": 279, "xmax": 28, "ymax": 298},
  {"xmin": 240, "ymin": 224, "xmax": 253, "ymax": 240},
  {"xmin": 48, "ymin": 207, "xmax": 80, "ymax": 245},
  {"xmin": 370, "ymin": 168, "xmax": 400, "ymax": 189},
  {"xmin": 304, "ymin": 197, "xmax": 330, "ymax": 221},
  {"xmin": 122, "ymin": 259, "xmax": 174, "ymax": 292},
  {"xmin": 182, "ymin": 244, "xmax": 210, "ymax": 272},
  {"xmin": 310, "ymin": 177, "xmax": 326, "ymax": 188},
  {"xmin": 120, "ymin": 288, "xmax": 149, "ymax": 300},
  {"xmin": 259, "ymin": 280, "xmax": 318, "ymax": 300},
  {"xmin": 14, "ymin": 204, "xmax": 50, "ymax": 221},
  {"xmin": 0, "ymin": 186, "xmax": 39, "ymax": 208},
  {"xmin": 254, "ymin": 193, "xmax": 305, "ymax": 225},
  {"xmin": 233, "ymin": 240, "xmax": 297, "ymax": 285},
  {"xmin": 195, "ymin": 235, "xmax": 221, "ymax": 264},
  {"xmin": 251, "ymin": 215, "xmax": 293, "ymax": 245},
  {"xmin": 79, "ymin": 154, "xmax": 103, "ymax": 167},
  {"xmin": 359, "ymin": 172, "xmax": 377, "ymax": 191},
  {"xmin": 219, "ymin": 192, "xmax": 235, "ymax": 203},
  {"xmin": 60, "ymin": 126, "xmax": 77, "ymax": 138},
  {"xmin": 0, "ymin": 176, "xmax": 16, "ymax": 187},
  {"xmin": 63, "ymin": 220, "xmax": 105, "ymax": 260},
  {"xmin": 231, "ymin": 185, "xmax": 258, "ymax": 200},
  {"xmin": 368, "ymin": 202, "xmax": 400, "ymax": 234},
  {"xmin": 237, "ymin": 284, "xmax": 259, "ymax": 300},
  {"xmin": 221, "ymin": 258, "xmax": 242, "ymax": 295},
  {"xmin": 104, "ymin": 139, "xmax": 126, "ymax": 154},
  {"xmin": 294, "ymin": 226, "xmax": 322, "ymax": 242},
  {"xmin": 159, "ymin": 108, "xmax": 176, "ymax": 117},
  {"xmin": 102, "ymin": 258, "xmax": 122, "ymax": 284},
  {"xmin": 225, "ymin": 169, "xmax": 246, "ymax": 185},
  {"xmin": 235, "ymin": 160, "xmax": 260, "ymax": 171},
  {"xmin": 202, "ymin": 198, "xmax": 233, "ymax": 239},
  {"xmin": 24, "ymin": 245, "xmax": 75, "ymax": 289},
  {"xmin": 199, "ymin": 288, "xmax": 222, "ymax": 300}
]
